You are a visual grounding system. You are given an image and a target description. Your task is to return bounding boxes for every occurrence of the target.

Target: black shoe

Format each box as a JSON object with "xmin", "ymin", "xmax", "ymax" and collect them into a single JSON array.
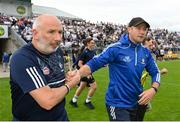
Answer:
[
  {"xmin": 84, "ymin": 101, "xmax": 95, "ymax": 109},
  {"xmin": 69, "ymin": 100, "xmax": 78, "ymax": 107}
]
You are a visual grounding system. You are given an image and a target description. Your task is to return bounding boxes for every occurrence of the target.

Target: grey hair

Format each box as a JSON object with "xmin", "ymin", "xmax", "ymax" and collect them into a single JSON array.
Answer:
[
  {"xmin": 32, "ymin": 17, "xmax": 40, "ymax": 30},
  {"xmin": 32, "ymin": 14, "xmax": 61, "ymax": 30}
]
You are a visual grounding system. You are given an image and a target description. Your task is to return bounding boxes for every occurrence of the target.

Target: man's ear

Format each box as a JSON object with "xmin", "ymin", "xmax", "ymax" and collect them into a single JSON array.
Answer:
[
  {"xmin": 127, "ymin": 27, "xmax": 132, "ymax": 33},
  {"xmin": 32, "ymin": 29, "xmax": 39, "ymax": 40}
]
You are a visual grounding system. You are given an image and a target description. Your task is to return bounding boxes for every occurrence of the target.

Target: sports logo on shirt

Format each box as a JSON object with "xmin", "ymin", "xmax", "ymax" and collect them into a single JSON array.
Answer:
[
  {"xmin": 42, "ymin": 66, "xmax": 50, "ymax": 75},
  {"xmin": 122, "ymin": 56, "xmax": 131, "ymax": 63},
  {"xmin": 140, "ymin": 58, "xmax": 146, "ymax": 65}
]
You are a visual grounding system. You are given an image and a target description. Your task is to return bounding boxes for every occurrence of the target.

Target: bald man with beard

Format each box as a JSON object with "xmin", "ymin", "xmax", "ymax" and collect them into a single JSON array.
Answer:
[{"xmin": 9, "ymin": 14, "xmax": 80, "ymax": 121}]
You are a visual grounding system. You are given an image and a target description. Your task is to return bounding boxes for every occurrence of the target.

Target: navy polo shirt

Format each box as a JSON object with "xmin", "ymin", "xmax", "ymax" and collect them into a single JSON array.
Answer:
[
  {"xmin": 79, "ymin": 48, "xmax": 96, "ymax": 65},
  {"xmin": 10, "ymin": 43, "xmax": 68, "ymax": 120}
]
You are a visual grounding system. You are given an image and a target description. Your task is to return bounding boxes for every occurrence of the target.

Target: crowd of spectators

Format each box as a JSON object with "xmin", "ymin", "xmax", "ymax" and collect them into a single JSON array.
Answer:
[
  {"xmin": 62, "ymin": 19, "xmax": 126, "ymax": 48},
  {"xmin": 0, "ymin": 13, "xmax": 34, "ymax": 42},
  {"xmin": 1, "ymin": 13, "xmax": 180, "ymax": 55}
]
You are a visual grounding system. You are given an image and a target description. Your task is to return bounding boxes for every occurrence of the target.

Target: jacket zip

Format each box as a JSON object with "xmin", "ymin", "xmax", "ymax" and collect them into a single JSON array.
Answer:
[{"xmin": 135, "ymin": 47, "xmax": 137, "ymax": 66}]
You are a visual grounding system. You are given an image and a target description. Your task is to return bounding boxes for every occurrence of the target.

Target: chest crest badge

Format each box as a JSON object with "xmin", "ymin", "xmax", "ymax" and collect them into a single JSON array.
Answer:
[
  {"xmin": 42, "ymin": 66, "xmax": 50, "ymax": 75},
  {"xmin": 141, "ymin": 58, "xmax": 145, "ymax": 65},
  {"xmin": 122, "ymin": 56, "xmax": 131, "ymax": 63}
]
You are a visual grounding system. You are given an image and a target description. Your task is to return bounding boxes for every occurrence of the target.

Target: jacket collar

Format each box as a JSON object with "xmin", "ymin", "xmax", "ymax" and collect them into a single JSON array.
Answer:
[{"xmin": 119, "ymin": 33, "xmax": 141, "ymax": 48}]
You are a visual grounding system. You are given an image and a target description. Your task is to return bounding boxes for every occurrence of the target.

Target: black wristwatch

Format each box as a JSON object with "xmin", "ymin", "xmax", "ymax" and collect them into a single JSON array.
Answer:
[{"xmin": 151, "ymin": 86, "xmax": 158, "ymax": 93}]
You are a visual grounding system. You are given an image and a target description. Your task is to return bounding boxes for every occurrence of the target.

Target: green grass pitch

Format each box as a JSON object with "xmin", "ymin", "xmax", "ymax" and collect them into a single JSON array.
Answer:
[{"xmin": 0, "ymin": 60, "xmax": 180, "ymax": 120}]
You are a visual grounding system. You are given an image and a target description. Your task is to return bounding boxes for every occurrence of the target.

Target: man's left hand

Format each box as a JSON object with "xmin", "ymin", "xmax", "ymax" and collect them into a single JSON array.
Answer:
[{"xmin": 138, "ymin": 88, "xmax": 156, "ymax": 105}]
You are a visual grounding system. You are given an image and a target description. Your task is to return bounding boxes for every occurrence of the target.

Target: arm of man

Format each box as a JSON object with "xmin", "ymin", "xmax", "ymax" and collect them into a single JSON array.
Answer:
[
  {"xmin": 68, "ymin": 45, "xmax": 117, "ymax": 81},
  {"xmin": 30, "ymin": 70, "xmax": 80, "ymax": 110},
  {"xmin": 30, "ymin": 85, "xmax": 69, "ymax": 110},
  {"xmin": 79, "ymin": 60, "xmax": 93, "ymax": 79},
  {"xmin": 11, "ymin": 53, "xmax": 80, "ymax": 110},
  {"xmin": 138, "ymin": 82, "xmax": 159, "ymax": 105},
  {"xmin": 79, "ymin": 46, "xmax": 116, "ymax": 77},
  {"xmin": 79, "ymin": 64, "xmax": 92, "ymax": 77},
  {"xmin": 138, "ymin": 50, "xmax": 160, "ymax": 105}
]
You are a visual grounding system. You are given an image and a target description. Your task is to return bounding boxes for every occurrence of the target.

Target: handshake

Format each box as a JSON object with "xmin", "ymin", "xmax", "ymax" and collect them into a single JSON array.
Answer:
[{"xmin": 65, "ymin": 70, "xmax": 81, "ymax": 89}]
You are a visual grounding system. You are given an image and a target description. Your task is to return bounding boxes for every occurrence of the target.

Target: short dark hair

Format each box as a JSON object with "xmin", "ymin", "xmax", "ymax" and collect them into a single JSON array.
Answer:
[
  {"xmin": 83, "ymin": 37, "xmax": 93, "ymax": 46},
  {"xmin": 143, "ymin": 37, "xmax": 152, "ymax": 45}
]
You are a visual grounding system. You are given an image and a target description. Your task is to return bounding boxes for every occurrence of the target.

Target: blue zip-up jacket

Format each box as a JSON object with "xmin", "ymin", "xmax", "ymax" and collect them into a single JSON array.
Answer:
[{"xmin": 86, "ymin": 34, "xmax": 160, "ymax": 108}]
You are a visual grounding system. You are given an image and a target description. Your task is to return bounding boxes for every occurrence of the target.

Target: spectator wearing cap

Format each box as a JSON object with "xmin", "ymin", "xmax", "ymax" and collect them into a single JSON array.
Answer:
[{"xmin": 70, "ymin": 17, "xmax": 160, "ymax": 121}]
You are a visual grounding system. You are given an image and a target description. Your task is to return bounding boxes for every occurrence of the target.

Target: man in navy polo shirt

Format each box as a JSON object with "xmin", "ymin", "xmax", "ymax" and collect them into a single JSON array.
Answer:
[{"xmin": 10, "ymin": 14, "xmax": 80, "ymax": 120}]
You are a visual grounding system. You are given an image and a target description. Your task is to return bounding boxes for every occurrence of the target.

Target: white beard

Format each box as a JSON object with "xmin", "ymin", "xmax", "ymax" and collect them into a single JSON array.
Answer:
[{"xmin": 37, "ymin": 37, "xmax": 59, "ymax": 54}]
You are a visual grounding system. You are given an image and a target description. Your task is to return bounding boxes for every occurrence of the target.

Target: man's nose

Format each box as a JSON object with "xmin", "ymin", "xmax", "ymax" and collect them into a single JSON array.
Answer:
[
  {"xmin": 54, "ymin": 32, "xmax": 62, "ymax": 41},
  {"xmin": 139, "ymin": 29, "xmax": 146, "ymax": 34}
]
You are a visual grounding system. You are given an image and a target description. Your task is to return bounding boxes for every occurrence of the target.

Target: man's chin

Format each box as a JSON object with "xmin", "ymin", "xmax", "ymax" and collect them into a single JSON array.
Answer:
[
  {"xmin": 42, "ymin": 48, "xmax": 56, "ymax": 54},
  {"xmin": 38, "ymin": 45, "xmax": 59, "ymax": 54},
  {"xmin": 137, "ymin": 38, "xmax": 144, "ymax": 43},
  {"xmin": 48, "ymin": 46, "xmax": 59, "ymax": 54},
  {"xmin": 54, "ymin": 46, "xmax": 59, "ymax": 51}
]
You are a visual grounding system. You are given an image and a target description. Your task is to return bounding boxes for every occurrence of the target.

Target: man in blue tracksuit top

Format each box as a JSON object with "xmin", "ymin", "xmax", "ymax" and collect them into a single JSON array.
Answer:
[{"xmin": 75, "ymin": 17, "xmax": 160, "ymax": 121}]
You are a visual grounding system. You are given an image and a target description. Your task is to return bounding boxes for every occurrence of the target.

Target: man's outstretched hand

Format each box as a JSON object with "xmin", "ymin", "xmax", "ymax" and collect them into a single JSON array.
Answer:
[{"xmin": 66, "ymin": 70, "xmax": 80, "ymax": 88}]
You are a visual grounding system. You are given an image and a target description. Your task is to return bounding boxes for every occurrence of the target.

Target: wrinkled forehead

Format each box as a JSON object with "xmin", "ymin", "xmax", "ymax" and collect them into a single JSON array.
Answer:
[
  {"xmin": 41, "ymin": 17, "xmax": 62, "ymax": 29},
  {"xmin": 34, "ymin": 15, "xmax": 62, "ymax": 30}
]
